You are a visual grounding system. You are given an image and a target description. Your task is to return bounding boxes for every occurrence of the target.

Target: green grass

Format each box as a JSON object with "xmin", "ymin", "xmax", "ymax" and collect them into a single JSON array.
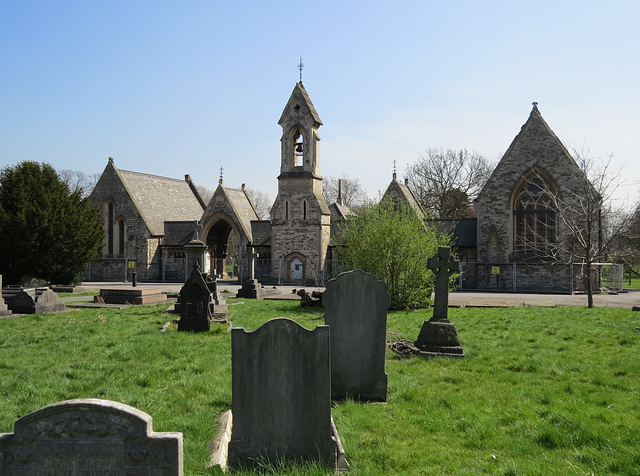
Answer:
[{"xmin": 1, "ymin": 300, "xmax": 639, "ymax": 475}]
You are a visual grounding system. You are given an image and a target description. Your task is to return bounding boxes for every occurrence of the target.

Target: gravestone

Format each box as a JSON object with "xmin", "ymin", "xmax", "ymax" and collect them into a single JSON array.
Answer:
[
  {"xmin": 177, "ymin": 262, "xmax": 216, "ymax": 332},
  {"xmin": 324, "ymin": 269, "xmax": 390, "ymax": 401},
  {"xmin": 0, "ymin": 398, "xmax": 183, "ymax": 475},
  {"xmin": 415, "ymin": 246, "xmax": 465, "ymax": 358},
  {"xmin": 0, "ymin": 275, "xmax": 11, "ymax": 316},
  {"xmin": 3, "ymin": 286, "xmax": 65, "ymax": 314},
  {"xmin": 227, "ymin": 318, "xmax": 347, "ymax": 470}
]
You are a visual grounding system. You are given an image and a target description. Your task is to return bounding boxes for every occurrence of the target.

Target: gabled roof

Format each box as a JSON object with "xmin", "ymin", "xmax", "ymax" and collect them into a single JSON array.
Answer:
[
  {"xmin": 225, "ymin": 185, "xmax": 261, "ymax": 239},
  {"xmin": 329, "ymin": 201, "xmax": 355, "ymax": 221},
  {"xmin": 91, "ymin": 158, "xmax": 205, "ymax": 236},
  {"xmin": 278, "ymin": 82, "xmax": 323, "ymax": 127},
  {"xmin": 117, "ymin": 168, "xmax": 205, "ymax": 236},
  {"xmin": 476, "ymin": 103, "xmax": 590, "ymax": 202},
  {"xmin": 381, "ymin": 174, "xmax": 427, "ymax": 220},
  {"xmin": 201, "ymin": 183, "xmax": 261, "ymax": 242}
]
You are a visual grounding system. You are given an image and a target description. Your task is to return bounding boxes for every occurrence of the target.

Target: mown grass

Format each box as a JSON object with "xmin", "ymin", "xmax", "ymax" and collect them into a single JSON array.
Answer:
[{"xmin": 0, "ymin": 300, "xmax": 639, "ymax": 475}]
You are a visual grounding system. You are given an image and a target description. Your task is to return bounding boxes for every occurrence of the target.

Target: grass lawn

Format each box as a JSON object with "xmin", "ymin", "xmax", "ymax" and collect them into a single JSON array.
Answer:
[{"xmin": 0, "ymin": 299, "xmax": 639, "ymax": 475}]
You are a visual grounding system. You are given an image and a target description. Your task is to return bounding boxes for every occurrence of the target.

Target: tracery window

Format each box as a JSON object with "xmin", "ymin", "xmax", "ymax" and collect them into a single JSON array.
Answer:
[{"xmin": 513, "ymin": 170, "xmax": 558, "ymax": 255}]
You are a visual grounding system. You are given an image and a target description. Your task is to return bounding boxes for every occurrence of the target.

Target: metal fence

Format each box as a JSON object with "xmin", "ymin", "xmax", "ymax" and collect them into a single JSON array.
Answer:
[{"xmin": 458, "ymin": 261, "xmax": 623, "ymax": 294}]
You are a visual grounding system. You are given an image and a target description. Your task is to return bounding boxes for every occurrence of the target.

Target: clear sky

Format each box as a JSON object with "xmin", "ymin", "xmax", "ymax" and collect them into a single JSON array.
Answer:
[{"xmin": 1, "ymin": 1, "xmax": 638, "ymax": 206}]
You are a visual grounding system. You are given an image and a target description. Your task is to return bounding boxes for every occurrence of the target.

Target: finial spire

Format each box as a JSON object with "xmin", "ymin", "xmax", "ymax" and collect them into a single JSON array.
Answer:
[
  {"xmin": 219, "ymin": 167, "xmax": 224, "ymax": 185},
  {"xmin": 298, "ymin": 56, "xmax": 304, "ymax": 83},
  {"xmin": 392, "ymin": 159, "xmax": 398, "ymax": 179}
]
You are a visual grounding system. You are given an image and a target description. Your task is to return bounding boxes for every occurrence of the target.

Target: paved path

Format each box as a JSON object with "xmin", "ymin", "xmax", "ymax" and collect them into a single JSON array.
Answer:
[{"xmin": 75, "ymin": 281, "xmax": 640, "ymax": 309}]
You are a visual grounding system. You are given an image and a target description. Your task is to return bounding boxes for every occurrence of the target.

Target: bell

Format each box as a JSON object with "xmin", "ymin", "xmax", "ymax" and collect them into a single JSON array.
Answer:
[{"xmin": 295, "ymin": 142, "xmax": 303, "ymax": 153}]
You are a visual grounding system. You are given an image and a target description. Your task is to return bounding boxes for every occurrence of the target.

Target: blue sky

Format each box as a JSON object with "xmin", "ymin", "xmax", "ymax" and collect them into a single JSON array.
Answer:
[{"xmin": 1, "ymin": 1, "xmax": 638, "ymax": 205}]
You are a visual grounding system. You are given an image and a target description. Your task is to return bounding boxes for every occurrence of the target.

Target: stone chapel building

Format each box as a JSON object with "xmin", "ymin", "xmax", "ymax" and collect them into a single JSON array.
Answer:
[{"xmin": 87, "ymin": 83, "xmax": 598, "ymax": 292}]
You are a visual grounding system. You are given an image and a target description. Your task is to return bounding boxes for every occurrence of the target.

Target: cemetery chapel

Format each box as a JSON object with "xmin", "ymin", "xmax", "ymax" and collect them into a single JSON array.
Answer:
[{"xmin": 87, "ymin": 82, "xmax": 596, "ymax": 292}]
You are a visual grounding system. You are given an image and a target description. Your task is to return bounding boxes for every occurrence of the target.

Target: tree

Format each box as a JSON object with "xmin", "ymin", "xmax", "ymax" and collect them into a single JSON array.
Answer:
[
  {"xmin": 0, "ymin": 161, "xmax": 104, "ymax": 285},
  {"xmin": 58, "ymin": 169, "xmax": 101, "ymax": 198},
  {"xmin": 405, "ymin": 148, "xmax": 492, "ymax": 218},
  {"xmin": 245, "ymin": 187, "xmax": 272, "ymax": 219},
  {"xmin": 336, "ymin": 198, "xmax": 450, "ymax": 309},
  {"xmin": 323, "ymin": 174, "xmax": 368, "ymax": 209},
  {"xmin": 525, "ymin": 150, "xmax": 631, "ymax": 308},
  {"xmin": 196, "ymin": 184, "xmax": 215, "ymax": 204}
]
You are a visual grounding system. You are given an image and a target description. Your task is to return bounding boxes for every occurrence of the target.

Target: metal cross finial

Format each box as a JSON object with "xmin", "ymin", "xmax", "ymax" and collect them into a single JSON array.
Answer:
[
  {"xmin": 392, "ymin": 159, "xmax": 398, "ymax": 179},
  {"xmin": 298, "ymin": 56, "xmax": 305, "ymax": 83},
  {"xmin": 219, "ymin": 167, "xmax": 223, "ymax": 184}
]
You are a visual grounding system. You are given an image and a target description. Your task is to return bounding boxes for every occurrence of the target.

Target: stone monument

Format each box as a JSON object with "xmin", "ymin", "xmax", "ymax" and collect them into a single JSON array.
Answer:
[
  {"xmin": 2, "ymin": 286, "xmax": 65, "ymax": 314},
  {"xmin": 0, "ymin": 398, "xmax": 183, "ymax": 475},
  {"xmin": 324, "ymin": 269, "xmax": 390, "ymax": 401},
  {"xmin": 0, "ymin": 275, "xmax": 11, "ymax": 316},
  {"xmin": 226, "ymin": 318, "xmax": 347, "ymax": 471},
  {"xmin": 177, "ymin": 262, "xmax": 216, "ymax": 332},
  {"xmin": 414, "ymin": 246, "xmax": 465, "ymax": 358}
]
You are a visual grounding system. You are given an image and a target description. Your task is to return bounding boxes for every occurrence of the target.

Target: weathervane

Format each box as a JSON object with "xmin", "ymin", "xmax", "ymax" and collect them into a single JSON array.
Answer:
[{"xmin": 298, "ymin": 56, "xmax": 305, "ymax": 83}]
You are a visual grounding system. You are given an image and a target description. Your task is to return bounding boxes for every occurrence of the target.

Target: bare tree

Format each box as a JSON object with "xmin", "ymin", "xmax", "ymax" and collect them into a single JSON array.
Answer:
[
  {"xmin": 58, "ymin": 169, "xmax": 101, "ymax": 198},
  {"xmin": 245, "ymin": 187, "xmax": 272, "ymax": 219},
  {"xmin": 405, "ymin": 148, "xmax": 492, "ymax": 218},
  {"xmin": 522, "ymin": 149, "xmax": 632, "ymax": 308},
  {"xmin": 322, "ymin": 174, "xmax": 368, "ymax": 209},
  {"xmin": 196, "ymin": 185, "xmax": 215, "ymax": 204}
]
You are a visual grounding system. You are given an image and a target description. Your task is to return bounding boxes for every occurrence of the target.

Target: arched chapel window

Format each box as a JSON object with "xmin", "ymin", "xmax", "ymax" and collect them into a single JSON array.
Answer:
[{"xmin": 513, "ymin": 170, "xmax": 558, "ymax": 255}]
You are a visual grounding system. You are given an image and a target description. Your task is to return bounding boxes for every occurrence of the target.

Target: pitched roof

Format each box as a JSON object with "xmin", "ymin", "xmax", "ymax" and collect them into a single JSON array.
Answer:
[
  {"xmin": 278, "ymin": 82, "xmax": 323, "ymax": 127},
  {"xmin": 382, "ymin": 174, "xmax": 427, "ymax": 220},
  {"xmin": 476, "ymin": 103, "xmax": 590, "ymax": 202},
  {"xmin": 117, "ymin": 168, "xmax": 205, "ymax": 236},
  {"xmin": 250, "ymin": 220, "xmax": 272, "ymax": 247},
  {"xmin": 163, "ymin": 221, "xmax": 196, "ymax": 246}
]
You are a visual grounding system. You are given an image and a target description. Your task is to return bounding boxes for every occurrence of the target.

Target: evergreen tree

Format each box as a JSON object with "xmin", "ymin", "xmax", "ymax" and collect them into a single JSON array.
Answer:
[
  {"xmin": 0, "ymin": 161, "xmax": 104, "ymax": 284},
  {"xmin": 337, "ymin": 198, "xmax": 451, "ymax": 309}
]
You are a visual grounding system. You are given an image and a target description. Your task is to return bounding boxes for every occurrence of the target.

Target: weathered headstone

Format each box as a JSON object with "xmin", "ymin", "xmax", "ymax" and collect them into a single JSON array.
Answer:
[
  {"xmin": 324, "ymin": 269, "xmax": 390, "ymax": 401},
  {"xmin": 177, "ymin": 262, "xmax": 216, "ymax": 332},
  {"xmin": 3, "ymin": 286, "xmax": 65, "ymax": 314},
  {"xmin": 415, "ymin": 246, "xmax": 465, "ymax": 358},
  {"xmin": 0, "ymin": 398, "xmax": 183, "ymax": 475},
  {"xmin": 0, "ymin": 275, "xmax": 11, "ymax": 316},
  {"xmin": 227, "ymin": 318, "xmax": 347, "ymax": 471}
]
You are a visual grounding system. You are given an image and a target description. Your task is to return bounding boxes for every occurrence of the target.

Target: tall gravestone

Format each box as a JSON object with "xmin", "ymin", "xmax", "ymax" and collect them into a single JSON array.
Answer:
[
  {"xmin": 0, "ymin": 398, "xmax": 183, "ymax": 475},
  {"xmin": 415, "ymin": 246, "xmax": 465, "ymax": 357},
  {"xmin": 227, "ymin": 318, "xmax": 345, "ymax": 470},
  {"xmin": 3, "ymin": 287, "xmax": 65, "ymax": 314},
  {"xmin": 324, "ymin": 269, "xmax": 390, "ymax": 401}
]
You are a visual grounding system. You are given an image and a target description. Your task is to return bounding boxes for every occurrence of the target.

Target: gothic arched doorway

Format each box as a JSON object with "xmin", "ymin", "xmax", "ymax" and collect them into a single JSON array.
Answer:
[{"xmin": 205, "ymin": 218, "xmax": 238, "ymax": 278}]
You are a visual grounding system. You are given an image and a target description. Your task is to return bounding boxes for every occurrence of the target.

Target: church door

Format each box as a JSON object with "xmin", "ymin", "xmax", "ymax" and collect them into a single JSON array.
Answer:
[{"xmin": 290, "ymin": 258, "xmax": 304, "ymax": 281}]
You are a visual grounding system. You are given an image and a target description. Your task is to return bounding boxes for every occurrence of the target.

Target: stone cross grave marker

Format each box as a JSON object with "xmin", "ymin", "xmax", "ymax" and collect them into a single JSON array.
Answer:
[
  {"xmin": 0, "ymin": 398, "xmax": 183, "ymax": 475},
  {"xmin": 427, "ymin": 246, "xmax": 460, "ymax": 320},
  {"xmin": 324, "ymin": 269, "xmax": 390, "ymax": 401},
  {"xmin": 227, "ymin": 318, "xmax": 346, "ymax": 471},
  {"xmin": 415, "ymin": 246, "xmax": 465, "ymax": 357}
]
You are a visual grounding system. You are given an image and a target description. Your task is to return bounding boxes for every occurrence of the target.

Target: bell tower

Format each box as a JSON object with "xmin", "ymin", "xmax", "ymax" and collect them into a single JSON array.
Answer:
[{"xmin": 271, "ymin": 82, "xmax": 331, "ymax": 283}]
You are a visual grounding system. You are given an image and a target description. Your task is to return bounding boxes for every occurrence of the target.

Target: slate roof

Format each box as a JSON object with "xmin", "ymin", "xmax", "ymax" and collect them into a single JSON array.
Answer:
[
  {"xmin": 250, "ymin": 220, "xmax": 272, "ymax": 247},
  {"xmin": 329, "ymin": 201, "xmax": 355, "ymax": 221},
  {"xmin": 163, "ymin": 221, "xmax": 196, "ymax": 246},
  {"xmin": 118, "ymin": 169, "xmax": 205, "ymax": 236},
  {"xmin": 224, "ymin": 186, "xmax": 261, "ymax": 240},
  {"xmin": 430, "ymin": 218, "xmax": 477, "ymax": 248}
]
